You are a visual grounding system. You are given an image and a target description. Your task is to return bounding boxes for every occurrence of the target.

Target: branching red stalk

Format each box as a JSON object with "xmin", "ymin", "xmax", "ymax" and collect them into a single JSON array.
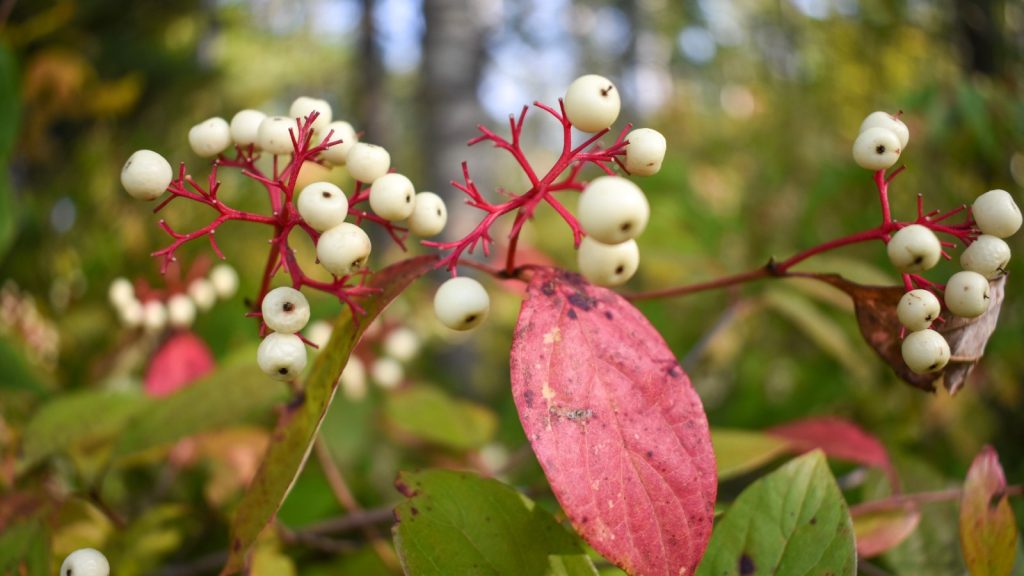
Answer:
[{"xmin": 150, "ymin": 112, "xmax": 404, "ymax": 321}]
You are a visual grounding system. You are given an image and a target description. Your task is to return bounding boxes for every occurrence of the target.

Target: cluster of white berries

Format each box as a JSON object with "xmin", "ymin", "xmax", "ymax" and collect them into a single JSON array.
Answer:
[
  {"xmin": 852, "ymin": 111, "xmax": 909, "ymax": 171},
  {"xmin": 307, "ymin": 319, "xmax": 423, "ymax": 398},
  {"xmin": 565, "ymin": 74, "xmax": 665, "ymax": 288},
  {"xmin": 107, "ymin": 263, "xmax": 238, "ymax": 332},
  {"xmin": 256, "ymin": 286, "xmax": 312, "ymax": 381},
  {"xmin": 898, "ymin": 189, "xmax": 1021, "ymax": 374},
  {"xmin": 430, "ymin": 75, "xmax": 667, "ymax": 333},
  {"xmin": 61, "ymin": 548, "xmax": 109, "ymax": 576}
]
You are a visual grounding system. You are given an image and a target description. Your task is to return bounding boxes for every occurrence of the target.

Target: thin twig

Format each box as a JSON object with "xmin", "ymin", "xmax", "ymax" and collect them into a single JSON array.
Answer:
[
  {"xmin": 849, "ymin": 484, "xmax": 1024, "ymax": 516},
  {"xmin": 314, "ymin": 437, "xmax": 400, "ymax": 570}
]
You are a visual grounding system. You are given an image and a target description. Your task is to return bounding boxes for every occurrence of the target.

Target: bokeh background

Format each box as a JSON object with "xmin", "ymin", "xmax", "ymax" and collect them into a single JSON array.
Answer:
[{"xmin": 1, "ymin": 0, "xmax": 1023, "ymax": 574}]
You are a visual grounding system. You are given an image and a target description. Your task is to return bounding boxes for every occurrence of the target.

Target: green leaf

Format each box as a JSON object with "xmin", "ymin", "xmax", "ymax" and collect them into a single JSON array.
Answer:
[
  {"xmin": 959, "ymin": 446, "xmax": 1017, "ymax": 576},
  {"xmin": 0, "ymin": 43, "xmax": 19, "ymax": 155},
  {"xmin": 384, "ymin": 383, "xmax": 497, "ymax": 451},
  {"xmin": 222, "ymin": 255, "xmax": 437, "ymax": 575},
  {"xmin": 763, "ymin": 288, "xmax": 871, "ymax": 380},
  {"xmin": 0, "ymin": 518, "xmax": 49, "ymax": 576},
  {"xmin": 20, "ymin": 389, "xmax": 149, "ymax": 470},
  {"xmin": 712, "ymin": 428, "xmax": 791, "ymax": 480},
  {"xmin": 697, "ymin": 450, "xmax": 856, "ymax": 576},
  {"xmin": 393, "ymin": 469, "xmax": 596, "ymax": 576},
  {"xmin": 0, "ymin": 335, "xmax": 48, "ymax": 394},
  {"xmin": 114, "ymin": 346, "xmax": 288, "ymax": 458},
  {"xmin": 0, "ymin": 164, "xmax": 16, "ymax": 263}
]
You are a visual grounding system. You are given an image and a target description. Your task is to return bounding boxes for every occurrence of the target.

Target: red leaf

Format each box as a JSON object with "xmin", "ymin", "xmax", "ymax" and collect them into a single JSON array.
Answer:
[
  {"xmin": 768, "ymin": 417, "xmax": 898, "ymax": 488},
  {"xmin": 852, "ymin": 506, "xmax": 921, "ymax": 558},
  {"xmin": 510, "ymin": 268, "xmax": 717, "ymax": 576},
  {"xmin": 145, "ymin": 331, "xmax": 215, "ymax": 397},
  {"xmin": 959, "ymin": 445, "xmax": 1017, "ymax": 576}
]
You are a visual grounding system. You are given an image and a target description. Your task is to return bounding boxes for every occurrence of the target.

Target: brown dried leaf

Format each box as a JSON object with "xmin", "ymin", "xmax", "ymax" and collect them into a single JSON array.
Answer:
[{"xmin": 800, "ymin": 274, "xmax": 1006, "ymax": 394}]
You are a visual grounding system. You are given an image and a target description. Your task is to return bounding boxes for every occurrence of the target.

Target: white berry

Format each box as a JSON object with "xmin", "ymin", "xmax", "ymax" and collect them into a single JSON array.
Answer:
[
  {"xmin": 564, "ymin": 74, "xmax": 621, "ymax": 132},
  {"xmin": 108, "ymin": 277, "xmax": 135, "ymax": 308},
  {"xmin": 306, "ymin": 320, "xmax": 333, "ymax": 349},
  {"xmin": 187, "ymin": 278, "xmax": 217, "ymax": 311},
  {"xmin": 577, "ymin": 175, "xmax": 649, "ymax": 245},
  {"xmin": 383, "ymin": 327, "xmax": 420, "ymax": 362},
  {"xmin": 210, "ymin": 263, "xmax": 239, "ymax": 299},
  {"xmin": 897, "ymin": 289, "xmax": 941, "ymax": 332},
  {"xmin": 852, "ymin": 127, "xmax": 902, "ymax": 171},
  {"xmin": 369, "ymin": 173, "xmax": 416, "ymax": 221},
  {"xmin": 944, "ymin": 270, "xmax": 991, "ymax": 318},
  {"xmin": 407, "ymin": 191, "xmax": 447, "ymax": 237},
  {"xmin": 121, "ymin": 149, "xmax": 172, "ymax": 201},
  {"xmin": 434, "ymin": 276, "xmax": 489, "ymax": 331},
  {"xmin": 317, "ymin": 222, "xmax": 372, "ymax": 277},
  {"xmin": 118, "ymin": 298, "xmax": 144, "ymax": 328},
  {"xmin": 167, "ymin": 293, "xmax": 197, "ymax": 328},
  {"xmin": 577, "ymin": 236, "xmax": 640, "ymax": 287},
  {"xmin": 340, "ymin": 356, "xmax": 367, "ymax": 400},
  {"xmin": 901, "ymin": 329, "xmax": 950, "ymax": 374},
  {"xmin": 972, "ymin": 189, "xmax": 1022, "ymax": 238},
  {"xmin": 320, "ymin": 121, "xmax": 358, "ymax": 165},
  {"xmin": 346, "ymin": 142, "xmax": 391, "ymax": 183},
  {"xmin": 961, "ymin": 235, "xmax": 1011, "ymax": 279},
  {"xmin": 858, "ymin": 111, "xmax": 909, "ymax": 149},
  {"xmin": 229, "ymin": 109, "xmax": 267, "ymax": 147},
  {"xmin": 142, "ymin": 300, "xmax": 167, "ymax": 333},
  {"xmin": 290, "ymin": 96, "xmax": 332, "ymax": 133},
  {"xmin": 188, "ymin": 117, "xmax": 232, "ymax": 158},
  {"xmin": 297, "ymin": 181, "xmax": 349, "ymax": 232},
  {"xmin": 624, "ymin": 128, "xmax": 667, "ymax": 176},
  {"xmin": 887, "ymin": 224, "xmax": 941, "ymax": 272},
  {"xmin": 371, "ymin": 356, "xmax": 404, "ymax": 389},
  {"xmin": 257, "ymin": 116, "xmax": 297, "ymax": 155},
  {"xmin": 257, "ymin": 332, "xmax": 307, "ymax": 381},
  {"xmin": 261, "ymin": 286, "xmax": 310, "ymax": 334},
  {"xmin": 61, "ymin": 548, "xmax": 110, "ymax": 576}
]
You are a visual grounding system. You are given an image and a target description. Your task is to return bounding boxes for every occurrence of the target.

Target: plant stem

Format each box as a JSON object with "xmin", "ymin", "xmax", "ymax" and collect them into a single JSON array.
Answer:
[
  {"xmin": 849, "ymin": 484, "xmax": 1024, "ymax": 516},
  {"xmin": 314, "ymin": 437, "xmax": 400, "ymax": 570}
]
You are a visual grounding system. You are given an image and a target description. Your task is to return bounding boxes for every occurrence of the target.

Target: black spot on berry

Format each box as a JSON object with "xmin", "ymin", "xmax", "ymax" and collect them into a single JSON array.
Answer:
[
  {"xmin": 739, "ymin": 554, "xmax": 755, "ymax": 575},
  {"xmin": 278, "ymin": 367, "xmax": 288, "ymax": 375},
  {"xmin": 464, "ymin": 314, "xmax": 477, "ymax": 324},
  {"xmin": 620, "ymin": 221, "xmax": 632, "ymax": 232},
  {"xmin": 875, "ymin": 144, "xmax": 886, "ymax": 154},
  {"xmin": 913, "ymin": 256, "xmax": 923, "ymax": 264},
  {"xmin": 615, "ymin": 264, "xmax": 624, "ymax": 274},
  {"xmin": 436, "ymin": 209, "xmax": 442, "ymax": 216},
  {"xmin": 406, "ymin": 194, "xmax": 412, "ymax": 203},
  {"xmin": 322, "ymin": 191, "xmax": 331, "ymax": 198},
  {"xmin": 601, "ymin": 85, "xmax": 614, "ymax": 97},
  {"xmin": 283, "ymin": 302, "xmax": 294, "ymax": 312}
]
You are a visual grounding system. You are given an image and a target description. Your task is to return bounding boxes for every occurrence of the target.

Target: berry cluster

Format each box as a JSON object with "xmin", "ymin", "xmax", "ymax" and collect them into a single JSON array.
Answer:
[
  {"xmin": 120, "ymin": 97, "xmax": 450, "ymax": 381},
  {"xmin": 430, "ymin": 74, "xmax": 665, "ymax": 330},
  {"xmin": 897, "ymin": 189, "xmax": 1020, "ymax": 374},
  {"xmin": 851, "ymin": 110, "xmax": 1021, "ymax": 375},
  {"xmin": 107, "ymin": 263, "xmax": 238, "ymax": 332}
]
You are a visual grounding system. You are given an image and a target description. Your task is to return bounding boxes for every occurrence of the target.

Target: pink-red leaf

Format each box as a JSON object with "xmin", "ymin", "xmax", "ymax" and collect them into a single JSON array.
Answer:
[
  {"xmin": 510, "ymin": 268, "xmax": 717, "ymax": 576},
  {"xmin": 959, "ymin": 445, "xmax": 1017, "ymax": 576},
  {"xmin": 852, "ymin": 506, "xmax": 921, "ymax": 558},
  {"xmin": 767, "ymin": 416, "xmax": 898, "ymax": 488},
  {"xmin": 145, "ymin": 331, "xmax": 215, "ymax": 397}
]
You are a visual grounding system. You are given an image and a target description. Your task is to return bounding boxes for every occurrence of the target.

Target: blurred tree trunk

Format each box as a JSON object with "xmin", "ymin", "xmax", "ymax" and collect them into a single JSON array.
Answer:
[
  {"xmin": 357, "ymin": 0, "xmax": 385, "ymax": 139},
  {"xmin": 953, "ymin": 0, "xmax": 1005, "ymax": 79},
  {"xmin": 419, "ymin": 0, "xmax": 487, "ymax": 200}
]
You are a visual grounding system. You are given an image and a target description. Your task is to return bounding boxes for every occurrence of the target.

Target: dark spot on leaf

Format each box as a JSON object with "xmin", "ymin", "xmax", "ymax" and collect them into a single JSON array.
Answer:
[
  {"xmin": 410, "ymin": 506, "xmax": 419, "ymax": 516},
  {"xmin": 604, "ymin": 311, "xmax": 613, "ymax": 320},
  {"xmin": 541, "ymin": 281, "xmax": 556, "ymax": 296},
  {"xmin": 233, "ymin": 539, "xmax": 242, "ymax": 551},
  {"xmin": 810, "ymin": 516, "xmax": 817, "ymax": 525},
  {"xmin": 582, "ymin": 516, "xmax": 589, "ymax": 523},
  {"xmin": 646, "ymin": 451, "xmax": 654, "ymax": 458},
  {"xmin": 739, "ymin": 554, "xmax": 755, "ymax": 575},
  {"xmin": 523, "ymin": 389, "xmax": 535, "ymax": 408},
  {"xmin": 395, "ymin": 478, "xmax": 419, "ymax": 498},
  {"xmin": 567, "ymin": 292, "xmax": 596, "ymax": 311},
  {"xmin": 567, "ymin": 309, "xmax": 577, "ymax": 320}
]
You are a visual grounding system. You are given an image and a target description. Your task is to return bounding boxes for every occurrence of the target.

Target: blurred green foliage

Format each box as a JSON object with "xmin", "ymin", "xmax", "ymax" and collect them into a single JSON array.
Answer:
[{"xmin": 1, "ymin": 0, "xmax": 1022, "ymax": 574}]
